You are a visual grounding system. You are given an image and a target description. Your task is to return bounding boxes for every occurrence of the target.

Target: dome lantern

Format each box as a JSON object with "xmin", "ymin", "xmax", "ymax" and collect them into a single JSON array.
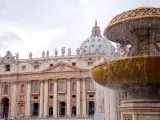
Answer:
[{"xmin": 91, "ymin": 20, "xmax": 101, "ymax": 37}]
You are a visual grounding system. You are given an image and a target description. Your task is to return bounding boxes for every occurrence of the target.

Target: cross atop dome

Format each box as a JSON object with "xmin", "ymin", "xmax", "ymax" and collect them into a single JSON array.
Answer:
[{"xmin": 91, "ymin": 20, "xmax": 101, "ymax": 37}]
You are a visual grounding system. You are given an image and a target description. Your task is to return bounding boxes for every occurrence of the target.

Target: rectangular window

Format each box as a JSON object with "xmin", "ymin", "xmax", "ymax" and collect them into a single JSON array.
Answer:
[
  {"xmin": 5, "ymin": 64, "xmax": 10, "ymax": 71},
  {"xmin": 34, "ymin": 65, "xmax": 39, "ymax": 70},
  {"xmin": 50, "ymin": 64, "xmax": 53, "ymax": 67},
  {"xmin": 89, "ymin": 95, "xmax": 94, "ymax": 98},
  {"xmin": 50, "ymin": 96, "xmax": 53, "ymax": 99},
  {"xmin": 34, "ymin": 97, "xmax": 38, "ymax": 99},
  {"xmin": 72, "ymin": 95, "xmax": 76, "ymax": 98},
  {"xmin": 88, "ymin": 62, "xmax": 93, "ymax": 66},
  {"xmin": 72, "ymin": 62, "xmax": 76, "ymax": 66},
  {"xmin": 22, "ymin": 66, "xmax": 26, "ymax": 70}
]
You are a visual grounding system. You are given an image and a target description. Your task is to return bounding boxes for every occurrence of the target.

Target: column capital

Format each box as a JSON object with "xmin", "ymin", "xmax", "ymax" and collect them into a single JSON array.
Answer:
[
  {"xmin": 40, "ymin": 80, "xmax": 45, "ymax": 83},
  {"xmin": 11, "ymin": 81, "xmax": 18, "ymax": 85}
]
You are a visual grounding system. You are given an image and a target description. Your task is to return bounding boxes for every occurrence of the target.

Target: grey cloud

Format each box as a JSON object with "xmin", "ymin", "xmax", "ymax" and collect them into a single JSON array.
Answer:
[
  {"xmin": 0, "ymin": 31, "xmax": 22, "ymax": 41},
  {"xmin": 0, "ymin": 31, "xmax": 23, "ymax": 50}
]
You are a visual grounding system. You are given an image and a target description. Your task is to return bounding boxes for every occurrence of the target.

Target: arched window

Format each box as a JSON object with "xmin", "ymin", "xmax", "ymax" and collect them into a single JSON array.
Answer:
[
  {"xmin": 4, "ymin": 85, "xmax": 8, "ymax": 94},
  {"xmin": 34, "ymin": 83, "xmax": 38, "ymax": 93},
  {"xmin": 89, "ymin": 81, "xmax": 94, "ymax": 90},
  {"xmin": 49, "ymin": 107, "xmax": 53, "ymax": 116},
  {"xmin": 72, "ymin": 82, "xmax": 76, "ymax": 91},
  {"xmin": 50, "ymin": 83, "xmax": 54, "ymax": 92},
  {"xmin": 21, "ymin": 84, "xmax": 24, "ymax": 93}
]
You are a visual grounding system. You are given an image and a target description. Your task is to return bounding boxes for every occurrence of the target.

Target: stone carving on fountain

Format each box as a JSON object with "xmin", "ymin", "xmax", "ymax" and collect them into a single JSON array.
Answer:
[{"xmin": 123, "ymin": 114, "xmax": 132, "ymax": 120}]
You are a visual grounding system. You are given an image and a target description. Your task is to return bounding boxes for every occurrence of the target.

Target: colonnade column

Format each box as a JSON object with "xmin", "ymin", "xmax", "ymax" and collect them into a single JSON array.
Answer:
[
  {"xmin": 44, "ymin": 80, "xmax": 49, "ymax": 117},
  {"xmin": 10, "ymin": 82, "xmax": 17, "ymax": 119},
  {"xmin": 110, "ymin": 89, "xmax": 118, "ymax": 120},
  {"xmin": 25, "ymin": 81, "xmax": 31, "ymax": 118},
  {"xmin": 39, "ymin": 80, "xmax": 44, "ymax": 117},
  {"xmin": 67, "ymin": 79, "xmax": 71, "ymax": 117},
  {"xmin": 82, "ymin": 78, "xmax": 86, "ymax": 116},
  {"xmin": 53, "ymin": 80, "xmax": 58, "ymax": 117},
  {"xmin": 76, "ymin": 78, "xmax": 81, "ymax": 117}
]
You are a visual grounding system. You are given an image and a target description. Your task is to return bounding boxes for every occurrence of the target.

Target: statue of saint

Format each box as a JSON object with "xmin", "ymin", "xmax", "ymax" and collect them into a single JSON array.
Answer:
[
  {"xmin": 46, "ymin": 50, "xmax": 49, "ymax": 57},
  {"xmin": 61, "ymin": 47, "xmax": 65, "ymax": 56},
  {"xmin": 76, "ymin": 48, "xmax": 80, "ymax": 55},
  {"xmin": 82, "ymin": 47, "xmax": 86, "ymax": 55},
  {"xmin": 54, "ymin": 49, "xmax": 58, "ymax": 56},
  {"xmin": 67, "ymin": 48, "xmax": 71, "ymax": 56},
  {"xmin": 29, "ymin": 52, "xmax": 32, "ymax": 59},
  {"xmin": 42, "ymin": 51, "xmax": 45, "ymax": 58},
  {"xmin": 15, "ymin": 53, "xmax": 19, "ymax": 60}
]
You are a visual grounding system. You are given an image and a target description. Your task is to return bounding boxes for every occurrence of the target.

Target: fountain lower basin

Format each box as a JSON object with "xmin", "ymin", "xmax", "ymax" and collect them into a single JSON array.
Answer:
[{"xmin": 91, "ymin": 56, "xmax": 160, "ymax": 89}]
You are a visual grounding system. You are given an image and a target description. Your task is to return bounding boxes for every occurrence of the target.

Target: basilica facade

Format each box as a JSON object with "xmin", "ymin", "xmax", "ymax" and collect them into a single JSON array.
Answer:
[{"xmin": 0, "ymin": 21, "xmax": 115, "ymax": 119}]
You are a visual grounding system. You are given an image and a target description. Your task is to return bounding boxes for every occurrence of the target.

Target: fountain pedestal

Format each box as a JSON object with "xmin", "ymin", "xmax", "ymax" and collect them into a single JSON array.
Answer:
[{"xmin": 91, "ymin": 7, "xmax": 160, "ymax": 120}]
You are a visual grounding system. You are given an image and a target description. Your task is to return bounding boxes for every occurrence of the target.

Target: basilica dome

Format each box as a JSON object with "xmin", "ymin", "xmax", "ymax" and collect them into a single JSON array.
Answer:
[{"xmin": 80, "ymin": 21, "xmax": 115, "ymax": 55}]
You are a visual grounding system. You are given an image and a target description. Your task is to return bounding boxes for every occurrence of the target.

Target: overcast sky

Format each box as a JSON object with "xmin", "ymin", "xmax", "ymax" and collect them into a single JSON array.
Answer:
[{"xmin": 0, "ymin": 0, "xmax": 159, "ymax": 58}]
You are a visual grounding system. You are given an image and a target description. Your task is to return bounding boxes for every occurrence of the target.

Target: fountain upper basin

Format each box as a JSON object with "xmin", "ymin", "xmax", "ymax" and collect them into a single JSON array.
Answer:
[
  {"xmin": 104, "ymin": 7, "xmax": 160, "ymax": 44},
  {"xmin": 91, "ymin": 56, "xmax": 160, "ymax": 89}
]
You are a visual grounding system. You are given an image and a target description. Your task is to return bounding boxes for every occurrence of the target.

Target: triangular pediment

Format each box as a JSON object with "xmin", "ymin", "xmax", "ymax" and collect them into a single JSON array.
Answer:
[{"xmin": 43, "ymin": 62, "xmax": 84, "ymax": 72}]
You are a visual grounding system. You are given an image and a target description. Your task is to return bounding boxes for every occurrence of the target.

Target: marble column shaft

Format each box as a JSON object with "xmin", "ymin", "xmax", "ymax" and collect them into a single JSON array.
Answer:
[
  {"xmin": 82, "ymin": 79, "xmax": 86, "ymax": 116},
  {"xmin": 11, "ymin": 83, "xmax": 17, "ymax": 117},
  {"xmin": 110, "ymin": 89, "xmax": 118, "ymax": 120},
  {"xmin": 25, "ymin": 82, "xmax": 31, "ymax": 117},
  {"xmin": 39, "ymin": 81, "xmax": 44, "ymax": 117},
  {"xmin": 104, "ymin": 87, "xmax": 110, "ymax": 120},
  {"xmin": 67, "ymin": 79, "xmax": 71, "ymax": 116},
  {"xmin": 53, "ymin": 80, "xmax": 58, "ymax": 117},
  {"xmin": 76, "ymin": 79, "xmax": 81, "ymax": 116},
  {"xmin": 44, "ymin": 80, "xmax": 49, "ymax": 117}
]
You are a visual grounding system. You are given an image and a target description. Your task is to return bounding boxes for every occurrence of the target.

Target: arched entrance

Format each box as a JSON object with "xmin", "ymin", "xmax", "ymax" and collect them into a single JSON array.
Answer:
[
  {"xmin": 1, "ymin": 98, "xmax": 9, "ymax": 118},
  {"xmin": 49, "ymin": 107, "xmax": 53, "ymax": 116},
  {"xmin": 72, "ymin": 106, "xmax": 76, "ymax": 116}
]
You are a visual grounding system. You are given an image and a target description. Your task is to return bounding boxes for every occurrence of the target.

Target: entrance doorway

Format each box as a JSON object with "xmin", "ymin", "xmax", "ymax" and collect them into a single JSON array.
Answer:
[
  {"xmin": 49, "ymin": 107, "xmax": 53, "ymax": 116},
  {"xmin": 72, "ymin": 106, "xmax": 76, "ymax": 116},
  {"xmin": 88, "ymin": 101, "xmax": 95, "ymax": 115},
  {"xmin": 1, "ymin": 98, "xmax": 9, "ymax": 118},
  {"xmin": 59, "ymin": 102, "xmax": 66, "ymax": 116},
  {"xmin": 32, "ymin": 103, "xmax": 39, "ymax": 116}
]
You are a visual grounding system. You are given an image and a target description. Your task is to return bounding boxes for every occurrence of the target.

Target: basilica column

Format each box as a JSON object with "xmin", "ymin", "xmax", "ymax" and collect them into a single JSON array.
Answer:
[
  {"xmin": 10, "ymin": 82, "xmax": 17, "ymax": 118},
  {"xmin": 25, "ymin": 81, "xmax": 31, "ymax": 118},
  {"xmin": 76, "ymin": 78, "xmax": 81, "ymax": 117},
  {"xmin": 67, "ymin": 79, "xmax": 71, "ymax": 117},
  {"xmin": 44, "ymin": 80, "xmax": 49, "ymax": 117},
  {"xmin": 82, "ymin": 78, "xmax": 87, "ymax": 116},
  {"xmin": 53, "ymin": 80, "xmax": 58, "ymax": 117},
  {"xmin": 39, "ymin": 80, "xmax": 44, "ymax": 117},
  {"xmin": 110, "ymin": 89, "xmax": 118, "ymax": 120}
]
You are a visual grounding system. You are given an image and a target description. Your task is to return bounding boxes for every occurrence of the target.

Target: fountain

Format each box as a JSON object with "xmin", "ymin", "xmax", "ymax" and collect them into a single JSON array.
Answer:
[{"xmin": 91, "ymin": 7, "xmax": 160, "ymax": 120}]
